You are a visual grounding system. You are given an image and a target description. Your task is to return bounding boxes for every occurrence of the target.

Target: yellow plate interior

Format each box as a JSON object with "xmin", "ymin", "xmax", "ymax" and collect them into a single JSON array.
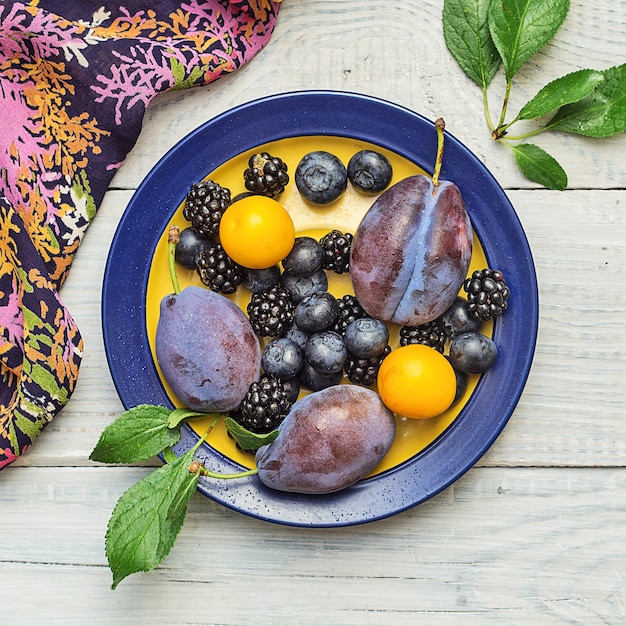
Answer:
[{"xmin": 146, "ymin": 135, "xmax": 491, "ymax": 474}]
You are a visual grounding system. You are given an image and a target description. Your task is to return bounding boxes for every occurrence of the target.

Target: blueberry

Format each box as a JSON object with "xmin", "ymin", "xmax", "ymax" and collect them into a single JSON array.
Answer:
[
  {"xmin": 294, "ymin": 291, "xmax": 340, "ymax": 333},
  {"xmin": 295, "ymin": 151, "xmax": 348, "ymax": 205},
  {"xmin": 347, "ymin": 150, "xmax": 393, "ymax": 194},
  {"xmin": 440, "ymin": 297, "xmax": 482, "ymax": 338},
  {"xmin": 175, "ymin": 227, "xmax": 211, "ymax": 269},
  {"xmin": 445, "ymin": 355, "xmax": 469, "ymax": 404},
  {"xmin": 344, "ymin": 317, "xmax": 389, "ymax": 358},
  {"xmin": 282, "ymin": 236, "xmax": 324, "ymax": 275},
  {"xmin": 261, "ymin": 338, "xmax": 304, "ymax": 380},
  {"xmin": 281, "ymin": 268, "xmax": 328, "ymax": 304},
  {"xmin": 231, "ymin": 191, "xmax": 257, "ymax": 203},
  {"xmin": 243, "ymin": 265, "xmax": 281, "ymax": 293},
  {"xmin": 453, "ymin": 366, "xmax": 469, "ymax": 403},
  {"xmin": 297, "ymin": 361, "xmax": 343, "ymax": 392},
  {"xmin": 281, "ymin": 377, "xmax": 301, "ymax": 403},
  {"xmin": 282, "ymin": 322, "xmax": 310, "ymax": 350},
  {"xmin": 449, "ymin": 332, "xmax": 497, "ymax": 374},
  {"xmin": 303, "ymin": 330, "xmax": 348, "ymax": 374}
]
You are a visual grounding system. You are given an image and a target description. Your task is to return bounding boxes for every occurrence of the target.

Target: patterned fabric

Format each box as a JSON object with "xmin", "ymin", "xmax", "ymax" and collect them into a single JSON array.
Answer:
[{"xmin": 0, "ymin": 0, "xmax": 280, "ymax": 469}]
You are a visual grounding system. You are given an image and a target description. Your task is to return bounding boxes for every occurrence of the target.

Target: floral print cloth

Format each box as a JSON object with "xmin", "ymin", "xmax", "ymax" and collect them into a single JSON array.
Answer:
[{"xmin": 0, "ymin": 0, "xmax": 280, "ymax": 469}]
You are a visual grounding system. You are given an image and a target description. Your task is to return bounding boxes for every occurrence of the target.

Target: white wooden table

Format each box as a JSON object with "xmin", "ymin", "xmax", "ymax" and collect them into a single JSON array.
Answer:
[{"xmin": 3, "ymin": 1, "xmax": 625, "ymax": 623}]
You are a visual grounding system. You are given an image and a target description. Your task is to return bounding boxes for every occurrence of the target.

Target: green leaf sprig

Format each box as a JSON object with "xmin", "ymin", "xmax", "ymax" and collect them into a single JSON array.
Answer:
[
  {"xmin": 90, "ymin": 404, "xmax": 277, "ymax": 589},
  {"xmin": 442, "ymin": 0, "xmax": 626, "ymax": 189}
]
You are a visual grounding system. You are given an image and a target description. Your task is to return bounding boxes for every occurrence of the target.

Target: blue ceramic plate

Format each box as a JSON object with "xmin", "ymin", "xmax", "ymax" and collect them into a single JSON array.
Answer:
[{"xmin": 102, "ymin": 90, "xmax": 538, "ymax": 527}]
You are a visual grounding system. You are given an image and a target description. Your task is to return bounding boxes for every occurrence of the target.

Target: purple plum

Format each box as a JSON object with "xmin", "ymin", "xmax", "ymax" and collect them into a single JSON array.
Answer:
[
  {"xmin": 255, "ymin": 385, "xmax": 395, "ymax": 494},
  {"xmin": 350, "ymin": 119, "xmax": 473, "ymax": 326},
  {"xmin": 156, "ymin": 286, "xmax": 261, "ymax": 412}
]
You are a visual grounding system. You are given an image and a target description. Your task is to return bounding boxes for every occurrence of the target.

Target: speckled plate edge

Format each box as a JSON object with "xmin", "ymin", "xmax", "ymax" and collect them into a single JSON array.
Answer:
[{"xmin": 102, "ymin": 90, "xmax": 538, "ymax": 527}]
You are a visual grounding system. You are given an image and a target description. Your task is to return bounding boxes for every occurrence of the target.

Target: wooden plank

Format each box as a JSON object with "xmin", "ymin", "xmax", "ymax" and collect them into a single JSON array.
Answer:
[
  {"xmin": 481, "ymin": 189, "xmax": 626, "ymax": 466},
  {"xmin": 2, "ymin": 466, "xmax": 625, "ymax": 624}
]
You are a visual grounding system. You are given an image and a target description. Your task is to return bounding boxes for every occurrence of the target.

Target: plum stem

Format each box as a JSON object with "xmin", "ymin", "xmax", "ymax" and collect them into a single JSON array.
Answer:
[
  {"xmin": 198, "ymin": 466, "xmax": 259, "ymax": 480},
  {"xmin": 191, "ymin": 416, "xmax": 220, "ymax": 452},
  {"xmin": 432, "ymin": 118, "xmax": 446, "ymax": 190},
  {"xmin": 186, "ymin": 415, "xmax": 260, "ymax": 480},
  {"xmin": 167, "ymin": 225, "xmax": 181, "ymax": 295}
]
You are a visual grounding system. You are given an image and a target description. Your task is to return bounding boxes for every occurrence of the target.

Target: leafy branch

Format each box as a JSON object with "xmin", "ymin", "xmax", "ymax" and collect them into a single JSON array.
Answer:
[
  {"xmin": 90, "ymin": 404, "xmax": 277, "ymax": 589},
  {"xmin": 442, "ymin": 0, "xmax": 626, "ymax": 189}
]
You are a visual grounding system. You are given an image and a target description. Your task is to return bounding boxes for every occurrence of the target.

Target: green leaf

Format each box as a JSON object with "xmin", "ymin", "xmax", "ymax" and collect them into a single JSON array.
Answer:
[
  {"xmin": 167, "ymin": 408, "xmax": 219, "ymax": 429},
  {"xmin": 90, "ymin": 404, "xmax": 180, "ymax": 464},
  {"xmin": 509, "ymin": 142, "xmax": 568, "ymax": 189},
  {"xmin": 545, "ymin": 63, "xmax": 626, "ymax": 137},
  {"xmin": 162, "ymin": 446, "xmax": 178, "ymax": 464},
  {"xmin": 442, "ymin": 0, "xmax": 501, "ymax": 88},
  {"xmin": 224, "ymin": 416, "xmax": 279, "ymax": 452},
  {"xmin": 166, "ymin": 467, "xmax": 200, "ymax": 522},
  {"xmin": 105, "ymin": 449, "xmax": 197, "ymax": 589},
  {"xmin": 488, "ymin": 0, "xmax": 570, "ymax": 81},
  {"xmin": 518, "ymin": 69, "xmax": 604, "ymax": 120}
]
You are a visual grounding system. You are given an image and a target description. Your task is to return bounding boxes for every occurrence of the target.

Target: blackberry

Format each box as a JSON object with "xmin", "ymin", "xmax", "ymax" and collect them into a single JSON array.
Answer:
[
  {"xmin": 344, "ymin": 345, "xmax": 391, "ymax": 386},
  {"xmin": 319, "ymin": 230, "xmax": 353, "ymax": 274},
  {"xmin": 247, "ymin": 285, "xmax": 294, "ymax": 337},
  {"xmin": 233, "ymin": 375, "xmax": 292, "ymax": 434},
  {"xmin": 399, "ymin": 320, "xmax": 446, "ymax": 353},
  {"xmin": 183, "ymin": 179, "xmax": 231, "ymax": 238},
  {"xmin": 463, "ymin": 269, "xmax": 510, "ymax": 321},
  {"xmin": 196, "ymin": 243, "xmax": 243, "ymax": 294},
  {"xmin": 243, "ymin": 152, "xmax": 289, "ymax": 198},
  {"xmin": 333, "ymin": 294, "xmax": 369, "ymax": 335}
]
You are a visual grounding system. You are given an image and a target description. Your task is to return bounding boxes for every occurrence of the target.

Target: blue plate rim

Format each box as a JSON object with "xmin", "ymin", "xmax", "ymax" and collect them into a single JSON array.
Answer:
[{"xmin": 102, "ymin": 89, "xmax": 538, "ymax": 527}]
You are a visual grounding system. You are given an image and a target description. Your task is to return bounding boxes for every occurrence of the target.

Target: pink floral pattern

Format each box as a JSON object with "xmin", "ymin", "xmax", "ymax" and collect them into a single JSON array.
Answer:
[{"xmin": 0, "ymin": 0, "xmax": 280, "ymax": 469}]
